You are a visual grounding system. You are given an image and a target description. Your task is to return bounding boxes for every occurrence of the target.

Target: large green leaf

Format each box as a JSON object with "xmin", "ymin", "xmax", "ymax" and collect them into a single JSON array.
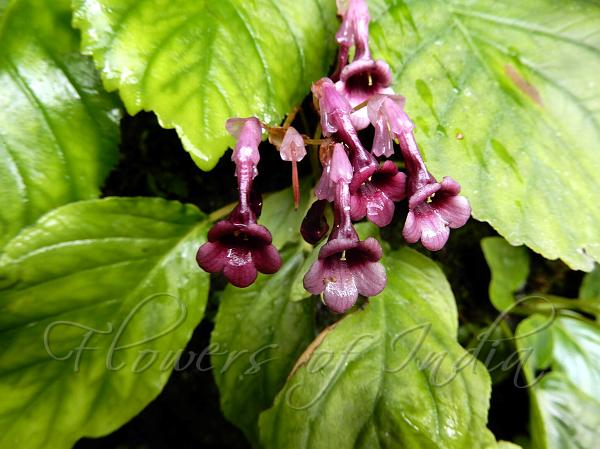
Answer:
[
  {"xmin": 259, "ymin": 181, "xmax": 312, "ymax": 249},
  {"xmin": 580, "ymin": 267, "xmax": 600, "ymax": 302},
  {"xmin": 259, "ymin": 248, "xmax": 497, "ymax": 449},
  {"xmin": 0, "ymin": 197, "xmax": 210, "ymax": 449},
  {"xmin": 481, "ymin": 236, "xmax": 530, "ymax": 312},
  {"xmin": 516, "ymin": 315, "xmax": 600, "ymax": 449},
  {"xmin": 369, "ymin": 0, "xmax": 600, "ymax": 270},
  {"xmin": 0, "ymin": 0, "xmax": 120, "ymax": 251},
  {"xmin": 211, "ymin": 246, "xmax": 315, "ymax": 446},
  {"xmin": 72, "ymin": 0, "xmax": 337, "ymax": 170}
]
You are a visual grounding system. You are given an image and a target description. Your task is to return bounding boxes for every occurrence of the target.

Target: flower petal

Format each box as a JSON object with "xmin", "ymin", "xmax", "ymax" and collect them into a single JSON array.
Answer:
[
  {"xmin": 366, "ymin": 188, "xmax": 395, "ymax": 227},
  {"xmin": 436, "ymin": 194, "xmax": 471, "ymax": 229},
  {"xmin": 354, "ymin": 260, "xmax": 386, "ymax": 297},
  {"xmin": 196, "ymin": 242, "xmax": 226, "ymax": 274},
  {"xmin": 402, "ymin": 210, "xmax": 421, "ymax": 244},
  {"xmin": 303, "ymin": 259, "xmax": 327, "ymax": 295},
  {"xmin": 322, "ymin": 260, "xmax": 359, "ymax": 313},
  {"xmin": 252, "ymin": 244, "xmax": 282, "ymax": 274},
  {"xmin": 223, "ymin": 249, "xmax": 257, "ymax": 288}
]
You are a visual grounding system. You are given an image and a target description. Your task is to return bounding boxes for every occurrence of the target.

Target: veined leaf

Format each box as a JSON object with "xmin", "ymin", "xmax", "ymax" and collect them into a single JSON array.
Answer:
[
  {"xmin": 72, "ymin": 0, "xmax": 338, "ymax": 170},
  {"xmin": 0, "ymin": 0, "xmax": 120, "ymax": 250},
  {"xmin": 516, "ymin": 315, "xmax": 600, "ymax": 449},
  {"xmin": 259, "ymin": 248, "xmax": 497, "ymax": 449},
  {"xmin": 369, "ymin": 0, "xmax": 600, "ymax": 270},
  {"xmin": 0, "ymin": 197, "xmax": 210, "ymax": 449},
  {"xmin": 211, "ymin": 246, "xmax": 315, "ymax": 446}
]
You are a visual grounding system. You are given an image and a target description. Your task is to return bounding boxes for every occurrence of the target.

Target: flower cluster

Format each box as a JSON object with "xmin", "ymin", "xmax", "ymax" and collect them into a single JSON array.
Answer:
[{"xmin": 197, "ymin": 0, "xmax": 471, "ymax": 313}]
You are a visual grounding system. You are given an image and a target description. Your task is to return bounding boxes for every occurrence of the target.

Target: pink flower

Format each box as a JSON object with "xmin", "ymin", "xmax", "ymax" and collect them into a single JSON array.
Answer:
[
  {"xmin": 304, "ymin": 153, "xmax": 385, "ymax": 313},
  {"xmin": 367, "ymin": 94, "xmax": 414, "ymax": 158},
  {"xmin": 350, "ymin": 160, "xmax": 406, "ymax": 227},
  {"xmin": 312, "ymin": 78, "xmax": 378, "ymax": 192},
  {"xmin": 336, "ymin": 59, "xmax": 394, "ymax": 130},
  {"xmin": 397, "ymin": 127, "xmax": 471, "ymax": 251}
]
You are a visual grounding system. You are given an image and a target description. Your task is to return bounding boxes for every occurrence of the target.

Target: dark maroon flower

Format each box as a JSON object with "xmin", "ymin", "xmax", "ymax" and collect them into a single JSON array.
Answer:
[
  {"xmin": 304, "ymin": 165, "xmax": 386, "ymax": 313},
  {"xmin": 350, "ymin": 160, "xmax": 406, "ymax": 227},
  {"xmin": 196, "ymin": 219, "xmax": 281, "ymax": 288},
  {"xmin": 397, "ymin": 127, "xmax": 471, "ymax": 251},
  {"xmin": 196, "ymin": 117, "xmax": 282, "ymax": 286},
  {"xmin": 301, "ymin": 199, "xmax": 330, "ymax": 245}
]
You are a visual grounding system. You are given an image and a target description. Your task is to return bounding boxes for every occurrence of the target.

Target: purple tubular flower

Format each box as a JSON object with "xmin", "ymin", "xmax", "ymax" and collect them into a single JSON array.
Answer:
[
  {"xmin": 350, "ymin": 160, "xmax": 406, "ymax": 227},
  {"xmin": 304, "ymin": 165, "xmax": 386, "ymax": 313},
  {"xmin": 196, "ymin": 218, "xmax": 281, "ymax": 288},
  {"xmin": 333, "ymin": 0, "xmax": 371, "ymax": 79},
  {"xmin": 226, "ymin": 117, "xmax": 263, "ymax": 221},
  {"xmin": 316, "ymin": 142, "xmax": 353, "ymax": 202},
  {"xmin": 367, "ymin": 94, "xmax": 414, "ymax": 158},
  {"xmin": 301, "ymin": 199, "xmax": 330, "ymax": 244},
  {"xmin": 336, "ymin": 59, "xmax": 394, "ymax": 130},
  {"xmin": 397, "ymin": 124, "xmax": 471, "ymax": 251},
  {"xmin": 196, "ymin": 117, "xmax": 282, "ymax": 286},
  {"xmin": 312, "ymin": 78, "xmax": 378, "ymax": 192}
]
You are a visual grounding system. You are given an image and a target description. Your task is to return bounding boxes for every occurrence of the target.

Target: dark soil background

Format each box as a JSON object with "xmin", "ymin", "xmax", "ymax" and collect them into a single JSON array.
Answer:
[{"xmin": 74, "ymin": 111, "xmax": 582, "ymax": 449}]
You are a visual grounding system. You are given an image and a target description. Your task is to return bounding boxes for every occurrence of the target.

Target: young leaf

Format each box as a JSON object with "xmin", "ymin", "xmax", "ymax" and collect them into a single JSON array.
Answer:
[
  {"xmin": 72, "ymin": 0, "xmax": 338, "ymax": 170},
  {"xmin": 211, "ymin": 246, "xmax": 315, "ymax": 445},
  {"xmin": 516, "ymin": 315, "xmax": 600, "ymax": 449},
  {"xmin": 259, "ymin": 248, "xmax": 497, "ymax": 449},
  {"xmin": 0, "ymin": 197, "xmax": 210, "ymax": 449},
  {"xmin": 481, "ymin": 236, "xmax": 530, "ymax": 312},
  {"xmin": 369, "ymin": 0, "xmax": 600, "ymax": 270},
  {"xmin": 0, "ymin": 0, "xmax": 120, "ymax": 251}
]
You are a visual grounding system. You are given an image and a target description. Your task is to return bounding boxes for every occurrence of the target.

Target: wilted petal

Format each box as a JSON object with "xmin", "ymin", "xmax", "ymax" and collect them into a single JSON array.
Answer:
[
  {"xmin": 330, "ymin": 143, "xmax": 353, "ymax": 184},
  {"xmin": 280, "ymin": 127, "xmax": 307, "ymax": 162},
  {"xmin": 227, "ymin": 117, "xmax": 262, "ymax": 166},
  {"xmin": 368, "ymin": 94, "xmax": 413, "ymax": 157}
]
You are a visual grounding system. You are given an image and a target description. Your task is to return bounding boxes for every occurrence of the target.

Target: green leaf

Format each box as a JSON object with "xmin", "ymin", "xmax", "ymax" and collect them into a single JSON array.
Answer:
[
  {"xmin": 580, "ymin": 267, "xmax": 600, "ymax": 302},
  {"xmin": 481, "ymin": 237, "xmax": 530, "ymax": 311},
  {"xmin": 259, "ymin": 248, "xmax": 497, "ymax": 449},
  {"xmin": 369, "ymin": 0, "xmax": 600, "ymax": 270},
  {"xmin": 516, "ymin": 315, "xmax": 600, "ymax": 449},
  {"xmin": 0, "ymin": 197, "xmax": 210, "ymax": 449},
  {"xmin": 72, "ymin": 0, "xmax": 338, "ymax": 170},
  {"xmin": 0, "ymin": 0, "xmax": 120, "ymax": 251},
  {"xmin": 211, "ymin": 246, "xmax": 315, "ymax": 445},
  {"xmin": 259, "ymin": 181, "xmax": 312, "ymax": 249}
]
